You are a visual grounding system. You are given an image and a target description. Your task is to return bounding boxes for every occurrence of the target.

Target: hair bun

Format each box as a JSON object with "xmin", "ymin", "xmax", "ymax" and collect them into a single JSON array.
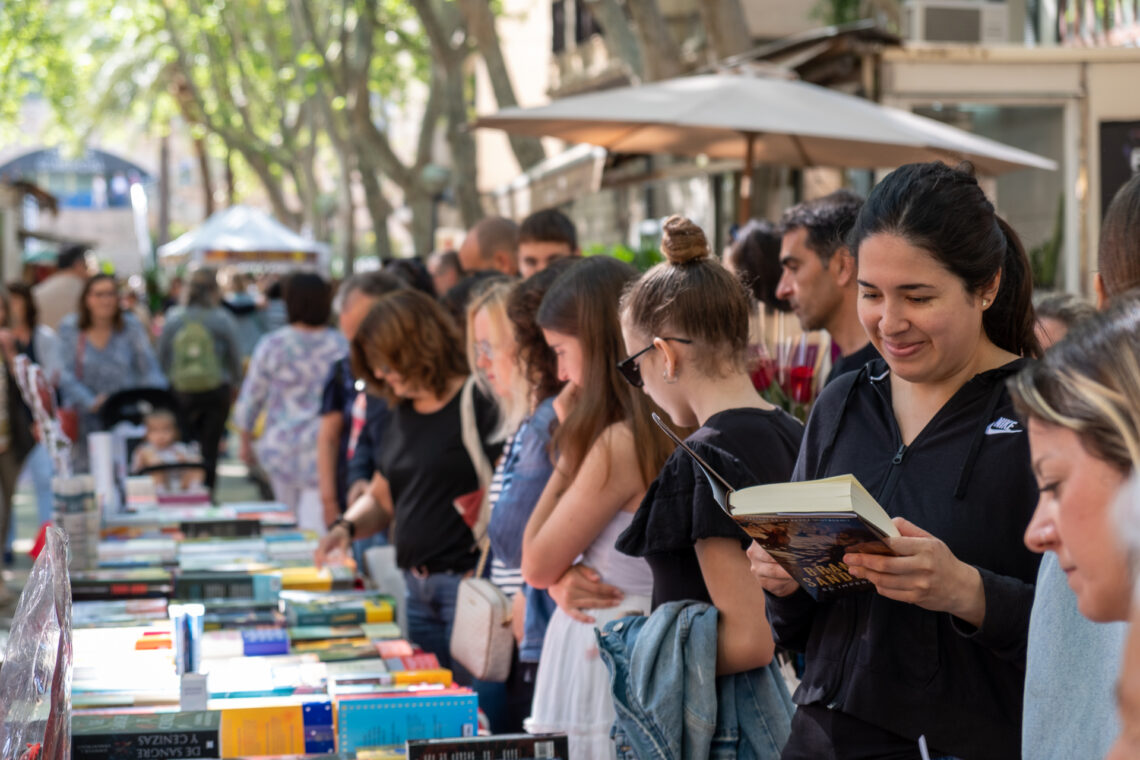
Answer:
[{"xmin": 660, "ymin": 215, "xmax": 710, "ymax": 265}]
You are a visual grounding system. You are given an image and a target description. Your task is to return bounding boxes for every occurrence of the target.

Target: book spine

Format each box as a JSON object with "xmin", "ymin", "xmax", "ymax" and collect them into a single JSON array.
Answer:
[
  {"xmin": 405, "ymin": 735, "xmax": 569, "ymax": 759},
  {"xmin": 71, "ymin": 582, "xmax": 172, "ymax": 601},
  {"xmin": 291, "ymin": 608, "xmax": 366, "ymax": 627},
  {"xmin": 175, "ymin": 578, "xmax": 254, "ymax": 601},
  {"xmin": 73, "ymin": 730, "xmax": 221, "ymax": 760}
]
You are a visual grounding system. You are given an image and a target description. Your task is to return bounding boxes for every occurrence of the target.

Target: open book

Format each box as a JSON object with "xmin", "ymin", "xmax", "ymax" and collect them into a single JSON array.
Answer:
[{"xmin": 653, "ymin": 413, "xmax": 899, "ymax": 599}]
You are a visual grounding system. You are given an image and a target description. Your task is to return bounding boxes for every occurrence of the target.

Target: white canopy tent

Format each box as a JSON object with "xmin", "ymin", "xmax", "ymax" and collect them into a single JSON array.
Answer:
[{"xmin": 157, "ymin": 205, "xmax": 330, "ymax": 272}]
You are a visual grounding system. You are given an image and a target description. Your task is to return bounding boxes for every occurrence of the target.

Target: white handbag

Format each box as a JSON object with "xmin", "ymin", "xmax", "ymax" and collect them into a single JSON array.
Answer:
[
  {"xmin": 449, "ymin": 375, "xmax": 514, "ymax": 682},
  {"xmin": 449, "ymin": 541, "xmax": 514, "ymax": 681}
]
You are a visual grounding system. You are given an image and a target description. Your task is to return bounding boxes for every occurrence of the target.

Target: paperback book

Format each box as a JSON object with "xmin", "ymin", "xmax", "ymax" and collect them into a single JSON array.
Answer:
[
  {"xmin": 405, "ymin": 733, "xmax": 569, "ymax": 760},
  {"xmin": 72, "ymin": 710, "xmax": 221, "ymax": 760},
  {"xmin": 653, "ymin": 413, "xmax": 899, "ymax": 600}
]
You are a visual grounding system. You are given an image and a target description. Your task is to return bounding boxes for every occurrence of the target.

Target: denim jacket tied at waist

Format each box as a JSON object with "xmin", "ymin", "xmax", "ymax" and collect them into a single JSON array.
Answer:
[{"xmin": 596, "ymin": 601, "xmax": 794, "ymax": 760}]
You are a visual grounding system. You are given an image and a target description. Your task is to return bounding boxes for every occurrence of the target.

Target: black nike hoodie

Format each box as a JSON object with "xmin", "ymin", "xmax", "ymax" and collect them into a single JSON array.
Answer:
[{"xmin": 766, "ymin": 358, "xmax": 1040, "ymax": 760}]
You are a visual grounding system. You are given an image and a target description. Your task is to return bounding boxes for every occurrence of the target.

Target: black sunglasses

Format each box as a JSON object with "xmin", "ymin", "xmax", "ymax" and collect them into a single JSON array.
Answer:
[{"xmin": 617, "ymin": 337, "xmax": 693, "ymax": 388}]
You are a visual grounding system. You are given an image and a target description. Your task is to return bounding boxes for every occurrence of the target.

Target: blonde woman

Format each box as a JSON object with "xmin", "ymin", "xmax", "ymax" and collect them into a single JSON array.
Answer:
[
  {"xmin": 463, "ymin": 280, "xmax": 539, "ymax": 733},
  {"xmin": 1015, "ymin": 171, "xmax": 1140, "ymax": 760},
  {"xmin": 1011, "ymin": 295, "xmax": 1140, "ymax": 760}
]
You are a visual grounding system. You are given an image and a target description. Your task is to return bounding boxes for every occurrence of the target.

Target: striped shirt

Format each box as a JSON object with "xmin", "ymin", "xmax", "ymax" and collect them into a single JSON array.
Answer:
[{"xmin": 486, "ymin": 433, "xmax": 525, "ymax": 597}]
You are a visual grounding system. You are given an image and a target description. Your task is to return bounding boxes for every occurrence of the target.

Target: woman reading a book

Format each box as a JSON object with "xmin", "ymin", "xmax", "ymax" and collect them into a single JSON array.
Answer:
[
  {"xmin": 748, "ymin": 161, "xmax": 1041, "ymax": 760},
  {"xmin": 614, "ymin": 216, "xmax": 802, "ymax": 674},
  {"xmin": 520, "ymin": 256, "xmax": 671, "ymax": 758},
  {"xmin": 315, "ymin": 289, "xmax": 501, "ymax": 676}
]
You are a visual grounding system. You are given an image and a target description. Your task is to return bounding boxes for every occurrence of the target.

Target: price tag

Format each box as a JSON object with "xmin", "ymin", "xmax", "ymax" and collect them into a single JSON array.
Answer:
[{"xmin": 180, "ymin": 672, "xmax": 208, "ymax": 710}]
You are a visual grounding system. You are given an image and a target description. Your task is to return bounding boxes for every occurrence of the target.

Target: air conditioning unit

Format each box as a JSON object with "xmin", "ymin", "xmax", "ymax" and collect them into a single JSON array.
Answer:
[{"xmin": 904, "ymin": 0, "xmax": 1010, "ymax": 44}]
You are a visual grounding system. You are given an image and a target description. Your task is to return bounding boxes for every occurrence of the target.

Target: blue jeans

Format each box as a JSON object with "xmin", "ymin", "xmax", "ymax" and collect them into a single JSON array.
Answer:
[
  {"xmin": 403, "ymin": 569, "xmax": 463, "ymax": 674},
  {"xmin": 7, "ymin": 444, "xmax": 53, "ymax": 550},
  {"xmin": 403, "ymin": 566, "xmax": 515, "ymax": 729},
  {"xmin": 353, "ymin": 530, "xmax": 389, "ymax": 568}
]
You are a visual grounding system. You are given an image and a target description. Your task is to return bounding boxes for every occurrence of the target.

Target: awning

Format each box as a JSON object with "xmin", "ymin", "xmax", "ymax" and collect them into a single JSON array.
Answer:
[{"xmin": 485, "ymin": 144, "xmax": 607, "ymax": 217}]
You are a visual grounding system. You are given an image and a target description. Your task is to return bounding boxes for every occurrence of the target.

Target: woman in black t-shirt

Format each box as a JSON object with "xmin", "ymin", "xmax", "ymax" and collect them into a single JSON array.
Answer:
[
  {"xmin": 616, "ymin": 215, "xmax": 803, "ymax": 675},
  {"xmin": 315, "ymin": 289, "xmax": 500, "ymax": 671}
]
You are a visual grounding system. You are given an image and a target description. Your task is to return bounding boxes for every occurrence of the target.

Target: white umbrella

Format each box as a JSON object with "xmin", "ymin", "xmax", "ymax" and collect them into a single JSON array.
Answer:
[
  {"xmin": 157, "ymin": 205, "xmax": 330, "ymax": 271},
  {"xmin": 474, "ymin": 73, "xmax": 1057, "ymax": 222}
]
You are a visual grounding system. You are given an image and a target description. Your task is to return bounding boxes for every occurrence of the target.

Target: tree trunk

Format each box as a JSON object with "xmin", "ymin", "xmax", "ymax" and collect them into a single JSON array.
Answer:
[
  {"xmin": 411, "ymin": 0, "xmax": 484, "ymax": 227},
  {"xmin": 224, "ymin": 150, "xmax": 235, "ymax": 206},
  {"xmin": 192, "ymin": 134, "xmax": 215, "ymax": 219},
  {"xmin": 157, "ymin": 132, "xmax": 171, "ymax": 247},
  {"xmin": 239, "ymin": 148, "xmax": 300, "ymax": 229},
  {"xmin": 291, "ymin": 142, "xmax": 323, "ymax": 240},
  {"xmin": 456, "ymin": 0, "xmax": 546, "ymax": 170},
  {"xmin": 582, "ymin": 0, "xmax": 644, "ymax": 80},
  {"xmin": 443, "ymin": 67, "xmax": 484, "ymax": 228},
  {"xmin": 334, "ymin": 144, "xmax": 357, "ymax": 274},
  {"xmin": 625, "ymin": 0, "xmax": 682, "ymax": 81},
  {"xmin": 358, "ymin": 166, "xmax": 393, "ymax": 261},
  {"xmin": 697, "ymin": 0, "xmax": 752, "ymax": 61},
  {"xmin": 408, "ymin": 190, "xmax": 435, "ymax": 259}
]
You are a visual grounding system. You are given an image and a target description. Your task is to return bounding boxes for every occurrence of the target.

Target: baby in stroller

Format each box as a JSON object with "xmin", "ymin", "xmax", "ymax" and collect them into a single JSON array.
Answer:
[{"xmin": 130, "ymin": 409, "xmax": 204, "ymax": 493}]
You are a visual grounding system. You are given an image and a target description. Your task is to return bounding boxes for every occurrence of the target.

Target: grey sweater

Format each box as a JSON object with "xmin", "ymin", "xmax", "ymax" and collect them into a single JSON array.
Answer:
[{"xmin": 157, "ymin": 305, "xmax": 243, "ymax": 387}]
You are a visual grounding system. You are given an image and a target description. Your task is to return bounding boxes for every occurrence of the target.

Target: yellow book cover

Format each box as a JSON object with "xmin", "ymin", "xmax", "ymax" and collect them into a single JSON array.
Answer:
[
  {"xmin": 276, "ymin": 567, "xmax": 332, "ymax": 592},
  {"xmin": 291, "ymin": 636, "xmax": 373, "ymax": 652},
  {"xmin": 393, "ymin": 669, "xmax": 452, "ymax": 686},
  {"xmin": 363, "ymin": 600, "xmax": 393, "ymax": 623},
  {"xmin": 219, "ymin": 705, "xmax": 305, "ymax": 756}
]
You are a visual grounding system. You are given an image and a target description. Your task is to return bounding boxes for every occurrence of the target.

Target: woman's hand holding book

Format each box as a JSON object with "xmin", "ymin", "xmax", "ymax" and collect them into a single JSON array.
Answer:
[
  {"xmin": 844, "ymin": 517, "xmax": 986, "ymax": 627},
  {"xmin": 746, "ymin": 542, "xmax": 800, "ymax": 597}
]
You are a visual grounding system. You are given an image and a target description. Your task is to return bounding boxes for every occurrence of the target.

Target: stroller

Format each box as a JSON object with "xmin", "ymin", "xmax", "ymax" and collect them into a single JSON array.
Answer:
[{"xmin": 98, "ymin": 388, "xmax": 209, "ymax": 506}]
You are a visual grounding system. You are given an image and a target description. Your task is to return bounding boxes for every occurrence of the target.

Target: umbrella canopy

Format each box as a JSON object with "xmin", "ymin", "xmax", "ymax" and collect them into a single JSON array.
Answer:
[
  {"xmin": 474, "ymin": 73, "xmax": 1056, "ymax": 221},
  {"xmin": 157, "ymin": 205, "xmax": 329, "ymax": 271}
]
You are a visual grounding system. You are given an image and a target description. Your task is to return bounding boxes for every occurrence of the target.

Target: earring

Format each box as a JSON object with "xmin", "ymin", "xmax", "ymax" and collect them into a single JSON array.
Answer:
[
  {"xmin": 981, "ymin": 299, "xmax": 989, "ymax": 308},
  {"xmin": 663, "ymin": 369, "xmax": 678, "ymax": 384}
]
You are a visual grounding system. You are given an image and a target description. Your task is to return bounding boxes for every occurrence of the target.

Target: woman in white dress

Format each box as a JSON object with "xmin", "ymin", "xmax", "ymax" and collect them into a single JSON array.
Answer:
[{"xmin": 521, "ymin": 256, "xmax": 673, "ymax": 758}]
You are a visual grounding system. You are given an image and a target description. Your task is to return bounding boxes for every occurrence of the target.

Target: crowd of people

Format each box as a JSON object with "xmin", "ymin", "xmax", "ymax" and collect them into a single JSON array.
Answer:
[
  {"xmin": 0, "ymin": 159, "xmax": 1138, "ymax": 759},
  {"xmin": 304, "ymin": 160, "xmax": 1139, "ymax": 760}
]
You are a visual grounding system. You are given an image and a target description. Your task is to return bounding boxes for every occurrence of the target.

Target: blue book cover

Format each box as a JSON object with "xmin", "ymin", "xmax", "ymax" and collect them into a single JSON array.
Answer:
[
  {"xmin": 303, "ymin": 701, "xmax": 336, "ymax": 754},
  {"xmin": 337, "ymin": 693, "xmax": 478, "ymax": 753},
  {"xmin": 241, "ymin": 628, "xmax": 290, "ymax": 656}
]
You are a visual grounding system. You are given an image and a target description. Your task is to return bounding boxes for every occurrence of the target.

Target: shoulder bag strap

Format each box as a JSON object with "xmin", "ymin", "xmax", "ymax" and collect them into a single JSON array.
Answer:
[
  {"xmin": 459, "ymin": 375, "xmax": 493, "ymax": 489},
  {"xmin": 75, "ymin": 332, "xmax": 85, "ymax": 383},
  {"xmin": 459, "ymin": 375, "xmax": 495, "ymax": 548}
]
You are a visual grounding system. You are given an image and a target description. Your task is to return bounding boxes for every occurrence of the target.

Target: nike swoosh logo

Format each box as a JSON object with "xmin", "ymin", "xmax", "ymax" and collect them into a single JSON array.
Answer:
[{"xmin": 985, "ymin": 422, "xmax": 1022, "ymax": 435}]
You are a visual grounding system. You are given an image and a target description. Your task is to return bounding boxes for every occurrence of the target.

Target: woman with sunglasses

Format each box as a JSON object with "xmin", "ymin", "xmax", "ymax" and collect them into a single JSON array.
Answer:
[
  {"xmin": 615, "ymin": 216, "xmax": 802, "ymax": 669},
  {"xmin": 521, "ymin": 255, "xmax": 672, "ymax": 758}
]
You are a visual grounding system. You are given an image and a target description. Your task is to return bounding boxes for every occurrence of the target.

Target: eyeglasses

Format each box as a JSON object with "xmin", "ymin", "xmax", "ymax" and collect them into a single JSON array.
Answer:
[
  {"xmin": 617, "ymin": 337, "xmax": 692, "ymax": 388},
  {"xmin": 474, "ymin": 340, "xmax": 494, "ymax": 361}
]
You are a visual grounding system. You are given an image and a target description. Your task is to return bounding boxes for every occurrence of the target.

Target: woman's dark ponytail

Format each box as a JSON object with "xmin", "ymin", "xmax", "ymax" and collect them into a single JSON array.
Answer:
[{"xmin": 991, "ymin": 217, "xmax": 1040, "ymax": 359}]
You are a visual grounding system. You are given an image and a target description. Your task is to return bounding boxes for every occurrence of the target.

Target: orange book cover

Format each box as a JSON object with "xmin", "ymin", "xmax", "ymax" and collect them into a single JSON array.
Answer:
[{"xmin": 220, "ymin": 705, "xmax": 305, "ymax": 756}]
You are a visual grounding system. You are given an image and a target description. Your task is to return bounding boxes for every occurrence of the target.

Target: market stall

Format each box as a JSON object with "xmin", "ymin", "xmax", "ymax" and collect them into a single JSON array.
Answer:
[{"xmin": 157, "ymin": 205, "xmax": 330, "ymax": 273}]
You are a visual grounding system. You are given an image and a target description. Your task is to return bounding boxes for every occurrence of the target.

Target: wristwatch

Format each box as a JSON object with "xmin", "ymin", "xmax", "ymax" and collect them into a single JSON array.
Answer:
[{"xmin": 328, "ymin": 516, "xmax": 356, "ymax": 539}]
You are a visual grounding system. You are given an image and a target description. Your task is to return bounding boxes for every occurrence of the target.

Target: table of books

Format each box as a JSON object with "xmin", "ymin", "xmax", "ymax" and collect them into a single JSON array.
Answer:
[{"xmin": 65, "ymin": 501, "xmax": 564, "ymax": 760}]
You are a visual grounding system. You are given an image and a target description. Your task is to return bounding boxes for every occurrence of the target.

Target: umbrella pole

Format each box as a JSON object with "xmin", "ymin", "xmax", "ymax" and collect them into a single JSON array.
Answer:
[{"xmin": 738, "ymin": 132, "xmax": 755, "ymax": 227}]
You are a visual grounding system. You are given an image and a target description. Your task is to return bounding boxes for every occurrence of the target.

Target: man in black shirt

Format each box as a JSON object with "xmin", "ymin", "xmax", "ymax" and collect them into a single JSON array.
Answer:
[{"xmin": 775, "ymin": 190, "xmax": 880, "ymax": 385}]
